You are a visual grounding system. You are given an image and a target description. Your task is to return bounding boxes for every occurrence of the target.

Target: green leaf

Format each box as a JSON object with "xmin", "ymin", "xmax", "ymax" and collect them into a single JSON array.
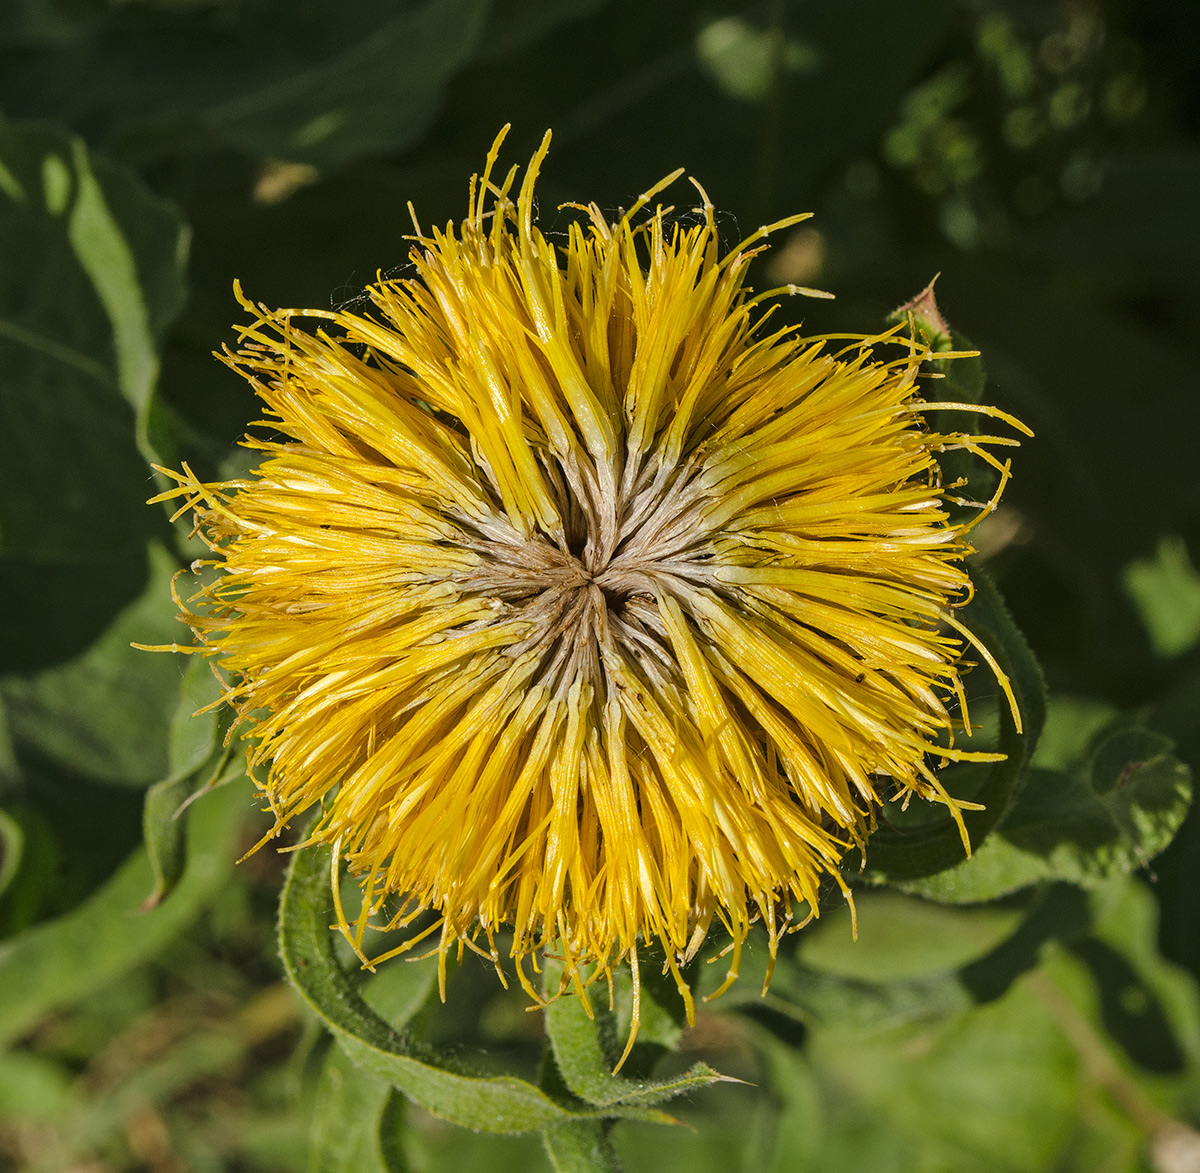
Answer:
[
  {"xmin": 0, "ymin": 120, "xmax": 187, "ymax": 561},
  {"xmin": 477, "ymin": 0, "xmax": 609, "ymax": 61},
  {"xmin": 311, "ymin": 1044, "xmax": 396, "ymax": 1173},
  {"xmin": 0, "ymin": 808, "xmax": 21, "ymax": 900},
  {"xmin": 1095, "ymin": 729, "xmax": 1192, "ymax": 858},
  {"xmin": 360, "ymin": 951, "xmax": 439, "ymax": 1031},
  {"xmin": 757, "ymin": 1037, "xmax": 821, "ymax": 1173},
  {"xmin": 0, "ymin": 1049, "xmax": 74, "ymax": 1123},
  {"xmin": 142, "ymin": 742, "xmax": 245, "ymax": 909},
  {"xmin": 711, "ymin": 884, "xmax": 1091, "ymax": 1032},
  {"xmin": 201, "ymin": 0, "xmax": 491, "ymax": 171},
  {"xmin": 0, "ymin": 116, "xmax": 187, "ymax": 712},
  {"xmin": 542, "ymin": 958, "xmax": 723, "ymax": 1110},
  {"xmin": 858, "ymin": 563, "xmax": 1047, "ymax": 881},
  {"xmin": 1123, "ymin": 535, "xmax": 1200, "ymax": 658},
  {"xmin": 0, "ymin": 777, "xmax": 245, "ymax": 1045},
  {"xmin": 543, "ymin": 1121, "xmax": 622, "ymax": 1173},
  {"xmin": 1, "ymin": 0, "xmax": 491, "ymax": 174},
  {"xmin": 802, "ymin": 968, "xmax": 1081, "ymax": 1172},
  {"xmin": 0, "ymin": 542, "xmax": 191, "ymax": 787},
  {"xmin": 141, "ymin": 773, "xmax": 198, "ymax": 912},
  {"xmin": 377, "ymin": 1092, "xmax": 412, "ymax": 1173},
  {"xmin": 938, "ymin": 329, "xmax": 987, "ymax": 403},
  {"xmin": 141, "ymin": 655, "xmax": 238, "ymax": 908},
  {"xmin": 896, "ymin": 727, "xmax": 1191, "ymax": 905},
  {"xmin": 1033, "ymin": 694, "xmax": 1121, "ymax": 773},
  {"xmin": 798, "ymin": 891, "xmax": 1025, "ymax": 983},
  {"xmin": 278, "ymin": 841, "xmax": 670, "ymax": 1135},
  {"xmin": 0, "ymin": 802, "xmax": 62, "ymax": 937},
  {"xmin": 167, "ymin": 654, "xmax": 224, "ymax": 781}
]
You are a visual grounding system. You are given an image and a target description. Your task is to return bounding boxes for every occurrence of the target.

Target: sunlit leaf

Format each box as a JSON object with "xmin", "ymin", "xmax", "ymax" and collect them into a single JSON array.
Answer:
[
  {"xmin": 710, "ymin": 884, "xmax": 1090, "ymax": 1032},
  {"xmin": 0, "ymin": 808, "xmax": 22, "ymax": 901},
  {"xmin": 799, "ymin": 891, "xmax": 1024, "ymax": 982},
  {"xmin": 803, "ymin": 973, "xmax": 1080, "ymax": 1172},
  {"xmin": 1123, "ymin": 535, "xmax": 1200, "ymax": 658}
]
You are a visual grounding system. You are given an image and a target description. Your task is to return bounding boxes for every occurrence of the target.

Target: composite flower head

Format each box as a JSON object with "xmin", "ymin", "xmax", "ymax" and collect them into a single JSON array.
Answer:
[{"xmin": 155, "ymin": 127, "xmax": 1025, "ymax": 1046}]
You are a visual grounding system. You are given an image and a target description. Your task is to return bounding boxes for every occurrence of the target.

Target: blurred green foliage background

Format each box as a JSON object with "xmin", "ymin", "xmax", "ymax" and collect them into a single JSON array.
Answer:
[{"xmin": 2, "ymin": 1, "xmax": 1200, "ymax": 1170}]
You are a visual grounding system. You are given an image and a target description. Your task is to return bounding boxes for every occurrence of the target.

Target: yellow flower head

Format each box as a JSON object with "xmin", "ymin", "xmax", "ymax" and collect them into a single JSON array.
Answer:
[{"xmin": 155, "ymin": 128, "xmax": 1025, "ymax": 1057}]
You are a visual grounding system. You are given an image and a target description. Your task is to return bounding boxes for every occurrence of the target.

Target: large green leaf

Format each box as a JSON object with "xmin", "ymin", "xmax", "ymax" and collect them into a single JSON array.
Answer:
[
  {"xmin": 757, "ymin": 1037, "xmax": 821, "ymax": 1173},
  {"xmin": 0, "ymin": 120, "xmax": 186, "ymax": 560},
  {"xmin": 278, "ymin": 841, "xmax": 672, "ymax": 1137},
  {"xmin": 856, "ymin": 563, "xmax": 1047, "ymax": 880},
  {"xmin": 802, "ymin": 969, "xmax": 1081, "ymax": 1172},
  {"xmin": 0, "ymin": 119, "xmax": 187, "ymax": 688},
  {"xmin": 199, "ymin": 0, "xmax": 492, "ymax": 171},
  {"xmin": 0, "ymin": 777, "xmax": 245, "ymax": 1045},
  {"xmin": 710, "ymin": 884, "xmax": 1091, "ymax": 1033},
  {"xmin": 0, "ymin": 0, "xmax": 491, "ymax": 172},
  {"xmin": 0, "ymin": 543, "xmax": 192, "ymax": 787},
  {"xmin": 141, "ymin": 654, "xmax": 240, "ymax": 907},
  {"xmin": 897, "ymin": 727, "xmax": 1191, "ymax": 905},
  {"xmin": 798, "ymin": 891, "xmax": 1024, "ymax": 983}
]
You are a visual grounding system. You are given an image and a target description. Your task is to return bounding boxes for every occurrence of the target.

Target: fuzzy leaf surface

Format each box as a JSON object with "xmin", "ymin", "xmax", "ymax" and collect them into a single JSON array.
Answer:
[
  {"xmin": 542, "ymin": 965, "xmax": 722, "ymax": 1109},
  {"xmin": 0, "ymin": 780, "xmax": 245, "ymax": 1044},
  {"xmin": 279, "ymin": 842, "xmax": 673, "ymax": 1135}
]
